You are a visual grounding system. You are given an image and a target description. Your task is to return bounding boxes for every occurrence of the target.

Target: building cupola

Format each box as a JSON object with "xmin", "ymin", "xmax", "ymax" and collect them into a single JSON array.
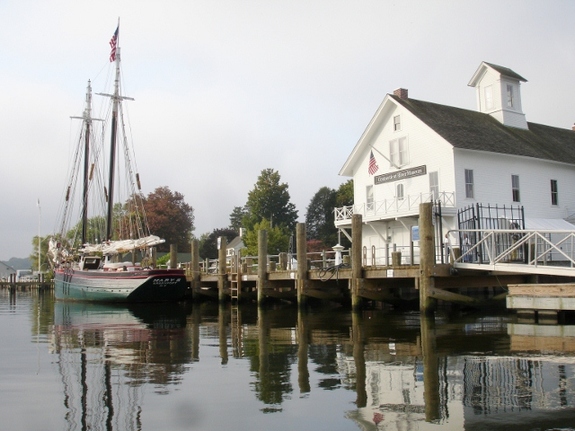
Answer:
[{"xmin": 468, "ymin": 61, "xmax": 528, "ymax": 129}]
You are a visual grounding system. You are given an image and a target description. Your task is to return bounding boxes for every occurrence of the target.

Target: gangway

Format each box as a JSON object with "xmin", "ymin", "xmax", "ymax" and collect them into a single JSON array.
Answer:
[{"xmin": 451, "ymin": 229, "xmax": 575, "ymax": 277}]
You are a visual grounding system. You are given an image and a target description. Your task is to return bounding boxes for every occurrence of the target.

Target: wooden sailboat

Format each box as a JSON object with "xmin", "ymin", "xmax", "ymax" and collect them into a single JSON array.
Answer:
[{"xmin": 49, "ymin": 24, "xmax": 188, "ymax": 302}]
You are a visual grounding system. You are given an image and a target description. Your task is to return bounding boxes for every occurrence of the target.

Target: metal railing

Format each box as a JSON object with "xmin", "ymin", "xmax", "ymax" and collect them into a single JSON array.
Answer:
[{"xmin": 451, "ymin": 229, "xmax": 575, "ymax": 273}]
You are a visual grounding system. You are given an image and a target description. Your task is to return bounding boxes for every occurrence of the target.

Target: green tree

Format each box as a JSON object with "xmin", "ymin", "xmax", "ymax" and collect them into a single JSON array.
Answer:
[
  {"xmin": 66, "ymin": 215, "xmax": 107, "ymax": 247},
  {"xmin": 305, "ymin": 186, "xmax": 338, "ymax": 248},
  {"xmin": 229, "ymin": 206, "xmax": 247, "ymax": 232},
  {"xmin": 242, "ymin": 219, "xmax": 289, "ymax": 256},
  {"xmin": 199, "ymin": 228, "xmax": 239, "ymax": 259},
  {"xmin": 144, "ymin": 186, "xmax": 195, "ymax": 252},
  {"xmin": 30, "ymin": 235, "xmax": 53, "ymax": 272},
  {"xmin": 336, "ymin": 179, "xmax": 354, "ymax": 207},
  {"xmin": 243, "ymin": 169, "xmax": 298, "ymax": 232}
]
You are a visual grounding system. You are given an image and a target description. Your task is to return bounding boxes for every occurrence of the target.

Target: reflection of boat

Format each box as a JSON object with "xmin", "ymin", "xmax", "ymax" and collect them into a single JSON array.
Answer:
[
  {"xmin": 49, "ymin": 23, "xmax": 187, "ymax": 302},
  {"xmin": 51, "ymin": 301, "xmax": 190, "ymax": 430}
]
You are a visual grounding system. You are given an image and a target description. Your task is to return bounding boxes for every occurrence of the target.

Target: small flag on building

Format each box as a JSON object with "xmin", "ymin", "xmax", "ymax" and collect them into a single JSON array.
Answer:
[
  {"xmin": 368, "ymin": 150, "xmax": 379, "ymax": 175},
  {"xmin": 109, "ymin": 26, "xmax": 119, "ymax": 62}
]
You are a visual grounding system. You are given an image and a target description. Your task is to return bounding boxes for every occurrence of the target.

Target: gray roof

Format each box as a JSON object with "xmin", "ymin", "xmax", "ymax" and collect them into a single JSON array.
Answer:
[
  {"xmin": 392, "ymin": 95, "xmax": 575, "ymax": 164},
  {"xmin": 483, "ymin": 62, "xmax": 527, "ymax": 82}
]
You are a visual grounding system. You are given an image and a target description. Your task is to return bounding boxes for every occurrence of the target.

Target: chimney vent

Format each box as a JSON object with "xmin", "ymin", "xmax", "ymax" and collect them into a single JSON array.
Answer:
[{"xmin": 394, "ymin": 88, "xmax": 408, "ymax": 99}]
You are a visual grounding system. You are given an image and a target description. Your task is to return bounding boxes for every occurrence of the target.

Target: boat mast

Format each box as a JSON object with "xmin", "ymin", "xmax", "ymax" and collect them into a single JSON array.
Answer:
[
  {"xmin": 98, "ymin": 20, "xmax": 133, "ymax": 241},
  {"xmin": 71, "ymin": 81, "xmax": 100, "ymax": 245},
  {"xmin": 106, "ymin": 44, "xmax": 121, "ymax": 241}
]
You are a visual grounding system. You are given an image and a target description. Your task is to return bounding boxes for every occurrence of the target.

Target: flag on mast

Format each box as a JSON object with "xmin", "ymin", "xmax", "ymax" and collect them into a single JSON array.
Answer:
[
  {"xmin": 368, "ymin": 151, "xmax": 379, "ymax": 175},
  {"xmin": 109, "ymin": 25, "xmax": 119, "ymax": 62}
]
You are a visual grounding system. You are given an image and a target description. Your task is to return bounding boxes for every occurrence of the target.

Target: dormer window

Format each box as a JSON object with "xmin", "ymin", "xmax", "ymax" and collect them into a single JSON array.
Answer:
[{"xmin": 507, "ymin": 84, "xmax": 514, "ymax": 108}]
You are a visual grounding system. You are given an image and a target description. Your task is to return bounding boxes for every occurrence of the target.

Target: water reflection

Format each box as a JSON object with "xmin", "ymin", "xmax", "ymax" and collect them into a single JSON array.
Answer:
[
  {"xmin": 51, "ymin": 301, "xmax": 191, "ymax": 430},
  {"xmin": 4, "ymin": 289, "xmax": 574, "ymax": 430}
]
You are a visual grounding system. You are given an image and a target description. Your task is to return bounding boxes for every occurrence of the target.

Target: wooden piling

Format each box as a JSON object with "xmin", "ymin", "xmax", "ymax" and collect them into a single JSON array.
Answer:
[
  {"xmin": 257, "ymin": 230, "xmax": 267, "ymax": 304},
  {"xmin": 218, "ymin": 236, "xmax": 227, "ymax": 303},
  {"xmin": 419, "ymin": 202, "xmax": 436, "ymax": 314},
  {"xmin": 190, "ymin": 239, "xmax": 200, "ymax": 299},
  {"xmin": 170, "ymin": 244, "xmax": 178, "ymax": 270},
  {"xmin": 296, "ymin": 223, "xmax": 307, "ymax": 307},
  {"xmin": 351, "ymin": 214, "xmax": 363, "ymax": 310}
]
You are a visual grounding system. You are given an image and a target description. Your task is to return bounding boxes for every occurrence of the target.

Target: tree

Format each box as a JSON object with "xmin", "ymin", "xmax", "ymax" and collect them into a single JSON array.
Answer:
[
  {"xmin": 30, "ymin": 234, "xmax": 53, "ymax": 272},
  {"xmin": 305, "ymin": 186, "xmax": 338, "ymax": 248},
  {"xmin": 229, "ymin": 206, "xmax": 247, "ymax": 232},
  {"xmin": 199, "ymin": 228, "xmax": 238, "ymax": 259},
  {"xmin": 242, "ymin": 219, "xmax": 289, "ymax": 256},
  {"xmin": 336, "ymin": 179, "xmax": 354, "ymax": 207},
  {"xmin": 243, "ymin": 169, "xmax": 298, "ymax": 232},
  {"xmin": 144, "ymin": 186, "xmax": 195, "ymax": 252}
]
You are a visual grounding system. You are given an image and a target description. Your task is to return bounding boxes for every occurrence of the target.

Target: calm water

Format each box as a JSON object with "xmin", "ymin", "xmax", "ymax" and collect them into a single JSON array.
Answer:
[{"xmin": 2, "ymin": 289, "xmax": 575, "ymax": 431}]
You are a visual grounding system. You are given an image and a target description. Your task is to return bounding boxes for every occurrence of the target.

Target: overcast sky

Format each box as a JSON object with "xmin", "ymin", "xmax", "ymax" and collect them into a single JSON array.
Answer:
[{"xmin": 1, "ymin": 0, "xmax": 574, "ymax": 261}]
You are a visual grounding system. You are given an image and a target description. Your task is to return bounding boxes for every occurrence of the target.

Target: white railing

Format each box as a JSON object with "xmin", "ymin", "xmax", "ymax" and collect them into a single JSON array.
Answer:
[
  {"xmin": 335, "ymin": 191, "xmax": 455, "ymax": 222},
  {"xmin": 452, "ymin": 229, "xmax": 575, "ymax": 273}
]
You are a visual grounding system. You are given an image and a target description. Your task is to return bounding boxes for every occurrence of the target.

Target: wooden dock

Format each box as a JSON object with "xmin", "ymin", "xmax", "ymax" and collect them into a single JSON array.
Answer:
[
  {"xmin": 6, "ymin": 204, "xmax": 575, "ymax": 319},
  {"xmin": 185, "ymin": 203, "xmax": 569, "ymax": 313}
]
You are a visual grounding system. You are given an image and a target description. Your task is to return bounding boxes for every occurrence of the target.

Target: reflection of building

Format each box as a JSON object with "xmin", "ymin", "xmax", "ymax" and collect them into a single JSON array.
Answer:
[{"xmin": 340, "ymin": 351, "xmax": 465, "ymax": 430}]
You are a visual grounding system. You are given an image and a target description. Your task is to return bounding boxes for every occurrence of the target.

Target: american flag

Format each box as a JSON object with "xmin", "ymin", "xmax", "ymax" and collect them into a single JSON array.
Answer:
[
  {"xmin": 368, "ymin": 150, "xmax": 379, "ymax": 175},
  {"xmin": 109, "ymin": 26, "xmax": 119, "ymax": 62}
]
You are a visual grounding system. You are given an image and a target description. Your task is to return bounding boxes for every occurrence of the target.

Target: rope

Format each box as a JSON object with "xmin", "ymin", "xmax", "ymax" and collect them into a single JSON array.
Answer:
[{"xmin": 317, "ymin": 263, "xmax": 350, "ymax": 283}]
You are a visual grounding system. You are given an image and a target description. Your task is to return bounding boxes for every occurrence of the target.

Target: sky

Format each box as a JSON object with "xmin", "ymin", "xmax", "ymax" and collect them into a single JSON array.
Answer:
[{"xmin": 1, "ymin": 0, "xmax": 575, "ymax": 261}]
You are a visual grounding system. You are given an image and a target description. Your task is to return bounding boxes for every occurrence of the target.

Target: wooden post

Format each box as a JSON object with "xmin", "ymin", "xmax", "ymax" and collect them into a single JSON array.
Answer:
[
  {"xmin": 152, "ymin": 247, "xmax": 157, "ymax": 268},
  {"xmin": 190, "ymin": 239, "xmax": 200, "ymax": 299},
  {"xmin": 218, "ymin": 236, "xmax": 227, "ymax": 303},
  {"xmin": 392, "ymin": 251, "xmax": 402, "ymax": 266},
  {"xmin": 257, "ymin": 230, "xmax": 267, "ymax": 304},
  {"xmin": 279, "ymin": 252, "xmax": 288, "ymax": 270},
  {"xmin": 419, "ymin": 202, "xmax": 436, "ymax": 314},
  {"xmin": 170, "ymin": 244, "xmax": 178, "ymax": 269},
  {"xmin": 296, "ymin": 223, "xmax": 307, "ymax": 307},
  {"xmin": 351, "ymin": 214, "xmax": 363, "ymax": 310}
]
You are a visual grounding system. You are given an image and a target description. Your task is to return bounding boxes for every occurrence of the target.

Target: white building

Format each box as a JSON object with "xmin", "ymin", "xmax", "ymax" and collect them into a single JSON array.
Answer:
[
  {"xmin": 336, "ymin": 61, "xmax": 575, "ymax": 264},
  {"xmin": 0, "ymin": 261, "xmax": 16, "ymax": 281}
]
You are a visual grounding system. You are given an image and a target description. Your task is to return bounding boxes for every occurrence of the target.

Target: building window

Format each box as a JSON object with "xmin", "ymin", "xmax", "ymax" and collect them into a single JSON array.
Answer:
[
  {"xmin": 465, "ymin": 169, "xmax": 474, "ymax": 199},
  {"xmin": 396, "ymin": 183, "xmax": 404, "ymax": 200},
  {"xmin": 512, "ymin": 175, "xmax": 520, "ymax": 202},
  {"xmin": 507, "ymin": 84, "xmax": 514, "ymax": 108},
  {"xmin": 485, "ymin": 85, "xmax": 493, "ymax": 110},
  {"xmin": 429, "ymin": 171, "xmax": 439, "ymax": 199},
  {"xmin": 366, "ymin": 185, "xmax": 374, "ymax": 211},
  {"xmin": 393, "ymin": 115, "xmax": 401, "ymax": 131},
  {"xmin": 390, "ymin": 137, "xmax": 408, "ymax": 167},
  {"xmin": 551, "ymin": 180, "xmax": 558, "ymax": 206}
]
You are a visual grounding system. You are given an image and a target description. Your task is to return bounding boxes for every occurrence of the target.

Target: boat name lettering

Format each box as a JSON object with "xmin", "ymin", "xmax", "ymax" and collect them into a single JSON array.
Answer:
[
  {"xmin": 153, "ymin": 278, "xmax": 181, "ymax": 285},
  {"xmin": 374, "ymin": 165, "xmax": 427, "ymax": 185}
]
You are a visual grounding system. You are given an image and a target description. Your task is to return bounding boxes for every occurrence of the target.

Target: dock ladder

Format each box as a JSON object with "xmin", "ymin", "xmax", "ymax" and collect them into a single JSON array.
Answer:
[{"xmin": 229, "ymin": 254, "xmax": 240, "ymax": 301}]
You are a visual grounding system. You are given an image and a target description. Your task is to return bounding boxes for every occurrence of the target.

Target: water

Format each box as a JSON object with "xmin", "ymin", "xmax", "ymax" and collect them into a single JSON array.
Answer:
[{"xmin": 2, "ymin": 289, "xmax": 575, "ymax": 431}]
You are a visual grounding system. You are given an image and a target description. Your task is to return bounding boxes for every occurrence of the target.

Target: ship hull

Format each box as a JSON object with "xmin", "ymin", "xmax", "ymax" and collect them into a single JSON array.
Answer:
[{"xmin": 54, "ymin": 268, "xmax": 188, "ymax": 303}]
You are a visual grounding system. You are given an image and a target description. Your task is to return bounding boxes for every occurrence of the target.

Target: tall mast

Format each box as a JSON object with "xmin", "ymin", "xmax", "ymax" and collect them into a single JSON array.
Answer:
[
  {"xmin": 71, "ymin": 81, "xmax": 101, "ymax": 245},
  {"xmin": 98, "ymin": 20, "xmax": 133, "ymax": 241},
  {"xmin": 106, "ymin": 42, "xmax": 120, "ymax": 241}
]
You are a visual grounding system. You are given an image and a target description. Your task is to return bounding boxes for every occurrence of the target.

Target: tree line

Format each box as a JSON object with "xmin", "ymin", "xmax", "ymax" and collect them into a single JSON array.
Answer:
[{"xmin": 31, "ymin": 168, "xmax": 352, "ymax": 269}]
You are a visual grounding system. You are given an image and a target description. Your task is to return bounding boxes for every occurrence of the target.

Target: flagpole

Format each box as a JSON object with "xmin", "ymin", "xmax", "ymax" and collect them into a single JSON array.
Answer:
[{"xmin": 37, "ymin": 199, "xmax": 41, "ymax": 272}]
